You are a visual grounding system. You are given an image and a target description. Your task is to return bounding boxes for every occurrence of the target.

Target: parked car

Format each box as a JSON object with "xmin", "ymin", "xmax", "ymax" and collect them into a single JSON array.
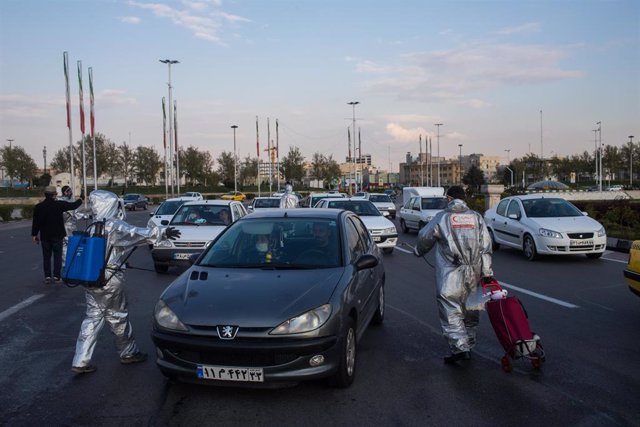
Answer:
[
  {"xmin": 151, "ymin": 208, "xmax": 385, "ymax": 387},
  {"xmin": 353, "ymin": 192, "xmax": 369, "ymax": 199},
  {"xmin": 606, "ymin": 185, "xmax": 624, "ymax": 192},
  {"xmin": 147, "ymin": 198, "xmax": 189, "ymax": 248},
  {"xmin": 398, "ymin": 195, "xmax": 448, "ymax": 233},
  {"xmin": 315, "ymin": 198, "xmax": 398, "ymax": 254},
  {"xmin": 151, "ymin": 200, "xmax": 247, "ymax": 272},
  {"xmin": 383, "ymin": 189, "xmax": 397, "ymax": 202},
  {"xmin": 368, "ymin": 194, "xmax": 396, "ymax": 219},
  {"xmin": 247, "ymin": 196, "xmax": 281, "ymax": 212},
  {"xmin": 624, "ymin": 240, "xmax": 640, "ymax": 297},
  {"xmin": 122, "ymin": 193, "xmax": 148, "ymax": 211},
  {"xmin": 180, "ymin": 192, "xmax": 204, "ymax": 200},
  {"xmin": 484, "ymin": 195, "xmax": 607, "ymax": 261},
  {"xmin": 221, "ymin": 191, "xmax": 246, "ymax": 201}
]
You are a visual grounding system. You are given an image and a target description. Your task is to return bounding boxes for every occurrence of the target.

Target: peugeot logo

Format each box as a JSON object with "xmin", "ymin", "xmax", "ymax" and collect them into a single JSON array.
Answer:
[{"xmin": 217, "ymin": 325, "xmax": 239, "ymax": 340}]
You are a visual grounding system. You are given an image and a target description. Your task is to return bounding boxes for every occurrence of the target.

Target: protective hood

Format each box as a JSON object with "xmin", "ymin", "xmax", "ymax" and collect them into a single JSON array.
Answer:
[{"xmin": 90, "ymin": 190, "xmax": 126, "ymax": 221}]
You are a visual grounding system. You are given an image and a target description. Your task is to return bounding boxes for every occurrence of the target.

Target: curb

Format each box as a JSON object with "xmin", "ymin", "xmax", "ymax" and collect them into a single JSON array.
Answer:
[{"xmin": 607, "ymin": 237, "xmax": 633, "ymax": 253}]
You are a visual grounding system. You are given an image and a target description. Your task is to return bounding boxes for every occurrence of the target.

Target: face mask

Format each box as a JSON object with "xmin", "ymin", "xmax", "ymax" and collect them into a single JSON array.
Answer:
[{"xmin": 256, "ymin": 242, "xmax": 268, "ymax": 252}]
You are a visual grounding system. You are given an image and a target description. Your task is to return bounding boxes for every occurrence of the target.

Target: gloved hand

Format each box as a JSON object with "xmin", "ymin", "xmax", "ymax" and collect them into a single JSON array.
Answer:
[
  {"xmin": 165, "ymin": 226, "xmax": 181, "ymax": 240},
  {"xmin": 482, "ymin": 276, "xmax": 495, "ymax": 284}
]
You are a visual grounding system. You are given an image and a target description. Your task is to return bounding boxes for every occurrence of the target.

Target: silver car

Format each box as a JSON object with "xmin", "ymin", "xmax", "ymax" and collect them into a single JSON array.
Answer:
[{"xmin": 151, "ymin": 209, "xmax": 385, "ymax": 388}]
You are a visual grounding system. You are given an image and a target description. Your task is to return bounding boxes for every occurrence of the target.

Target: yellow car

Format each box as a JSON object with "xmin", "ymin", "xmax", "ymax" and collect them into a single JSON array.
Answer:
[
  {"xmin": 221, "ymin": 191, "xmax": 246, "ymax": 202},
  {"xmin": 624, "ymin": 240, "xmax": 640, "ymax": 297}
]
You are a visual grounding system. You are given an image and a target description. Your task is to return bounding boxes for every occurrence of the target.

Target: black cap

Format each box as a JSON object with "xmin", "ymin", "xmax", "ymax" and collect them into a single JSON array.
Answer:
[
  {"xmin": 61, "ymin": 185, "xmax": 71, "ymax": 194},
  {"xmin": 446, "ymin": 186, "xmax": 466, "ymax": 200}
]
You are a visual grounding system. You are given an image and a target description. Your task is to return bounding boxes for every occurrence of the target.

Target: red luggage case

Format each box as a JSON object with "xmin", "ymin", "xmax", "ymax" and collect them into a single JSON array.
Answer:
[{"xmin": 483, "ymin": 279, "xmax": 545, "ymax": 372}]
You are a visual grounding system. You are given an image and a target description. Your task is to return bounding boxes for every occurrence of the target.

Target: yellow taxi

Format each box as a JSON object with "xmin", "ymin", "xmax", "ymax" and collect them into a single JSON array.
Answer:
[
  {"xmin": 624, "ymin": 240, "xmax": 640, "ymax": 297},
  {"xmin": 221, "ymin": 191, "xmax": 246, "ymax": 202}
]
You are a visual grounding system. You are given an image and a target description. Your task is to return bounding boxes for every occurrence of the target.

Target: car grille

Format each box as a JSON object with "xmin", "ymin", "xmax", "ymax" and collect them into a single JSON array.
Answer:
[
  {"xmin": 167, "ymin": 349, "xmax": 299, "ymax": 367},
  {"xmin": 174, "ymin": 241, "xmax": 207, "ymax": 248},
  {"xmin": 369, "ymin": 229, "xmax": 384, "ymax": 235},
  {"xmin": 567, "ymin": 232, "xmax": 594, "ymax": 239},
  {"xmin": 546, "ymin": 244, "xmax": 605, "ymax": 252}
]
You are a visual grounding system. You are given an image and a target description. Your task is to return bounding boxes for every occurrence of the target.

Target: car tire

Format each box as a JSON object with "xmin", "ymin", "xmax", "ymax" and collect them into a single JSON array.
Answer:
[
  {"xmin": 154, "ymin": 263, "xmax": 169, "ymax": 273},
  {"xmin": 143, "ymin": 204, "xmax": 147, "ymax": 210},
  {"xmin": 131, "ymin": 205, "xmax": 135, "ymax": 211},
  {"xmin": 489, "ymin": 229, "xmax": 500, "ymax": 251},
  {"xmin": 523, "ymin": 234, "xmax": 538, "ymax": 261},
  {"xmin": 328, "ymin": 317, "xmax": 357, "ymax": 388},
  {"xmin": 382, "ymin": 247, "xmax": 394, "ymax": 254},
  {"xmin": 372, "ymin": 285, "xmax": 385, "ymax": 325},
  {"xmin": 586, "ymin": 253, "xmax": 603, "ymax": 259},
  {"xmin": 400, "ymin": 219, "xmax": 408, "ymax": 234}
]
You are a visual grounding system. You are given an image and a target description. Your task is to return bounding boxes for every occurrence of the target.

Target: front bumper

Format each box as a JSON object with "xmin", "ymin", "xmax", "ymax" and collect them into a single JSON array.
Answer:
[
  {"xmin": 624, "ymin": 269, "xmax": 640, "ymax": 297},
  {"xmin": 535, "ymin": 235, "xmax": 607, "ymax": 255},
  {"xmin": 371, "ymin": 233, "xmax": 398, "ymax": 249},
  {"xmin": 152, "ymin": 328, "xmax": 340, "ymax": 385},
  {"xmin": 151, "ymin": 248, "xmax": 203, "ymax": 266}
]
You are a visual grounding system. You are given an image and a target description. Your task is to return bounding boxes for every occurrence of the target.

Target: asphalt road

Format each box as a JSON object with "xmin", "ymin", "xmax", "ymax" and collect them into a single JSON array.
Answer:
[{"xmin": 0, "ymin": 207, "xmax": 637, "ymax": 427}]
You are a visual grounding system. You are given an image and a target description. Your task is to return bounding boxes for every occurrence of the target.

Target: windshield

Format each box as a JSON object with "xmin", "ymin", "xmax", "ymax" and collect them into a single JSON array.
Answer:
[
  {"xmin": 156, "ymin": 200, "xmax": 184, "ymax": 216},
  {"xmin": 199, "ymin": 218, "xmax": 341, "ymax": 269},
  {"xmin": 310, "ymin": 195, "xmax": 331, "ymax": 207},
  {"xmin": 170, "ymin": 205, "xmax": 231, "ymax": 226},
  {"xmin": 369, "ymin": 194, "xmax": 392, "ymax": 203},
  {"xmin": 522, "ymin": 198, "xmax": 583, "ymax": 218},
  {"xmin": 123, "ymin": 194, "xmax": 138, "ymax": 200},
  {"xmin": 326, "ymin": 200, "xmax": 381, "ymax": 216},
  {"xmin": 421, "ymin": 198, "xmax": 448, "ymax": 210},
  {"xmin": 254, "ymin": 198, "xmax": 281, "ymax": 208}
]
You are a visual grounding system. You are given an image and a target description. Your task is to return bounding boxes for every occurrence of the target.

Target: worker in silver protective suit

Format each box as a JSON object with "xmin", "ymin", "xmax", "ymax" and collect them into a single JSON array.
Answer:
[
  {"xmin": 279, "ymin": 182, "xmax": 299, "ymax": 208},
  {"xmin": 414, "ymin": 186, "xmax": 493, "ymax": 364},
  {"xmin": 71, "ymin": 190, "xmax": 180, "ymax": 374}
]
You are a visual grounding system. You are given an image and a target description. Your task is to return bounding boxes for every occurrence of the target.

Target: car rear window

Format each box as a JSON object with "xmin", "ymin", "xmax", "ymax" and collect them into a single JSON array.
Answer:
[{"xmin": 421, "ymin": 198, "xmax": 448, "ymax": 210}]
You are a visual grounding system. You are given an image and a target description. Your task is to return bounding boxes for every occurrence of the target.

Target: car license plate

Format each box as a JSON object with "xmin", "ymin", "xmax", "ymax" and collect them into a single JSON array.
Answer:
[
  {"xmin": 570, "ymin": 239, "xmax": 593, "ymax": 246},
  {"xmin": 173, "ymin": 253, "xmax": 192, "ymax": 260},
  {"xmin": 197, "ymin": 365, "xmax": 264, "ymax": 382},
  {"xmin": 373, "ymin": 236, "xmax": 381, "ymax": 242}
]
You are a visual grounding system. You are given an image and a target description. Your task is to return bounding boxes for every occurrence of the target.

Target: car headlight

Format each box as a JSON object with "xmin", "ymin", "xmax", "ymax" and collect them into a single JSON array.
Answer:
[
  {"xmin": 597, "ymin": 227, "xmax": 606, "ymax": 237},
  {"xmin": 270, "ymin": 304, "xmax": 331, "ymax": 335},
  {"xmin": 425, "ymin": 216, "xmax": 433, "ymax": 222},
  {"xmin": 154, "ymin": 300, "xmax": 188, "ymax": 331},
  {"xmin": 383, "ymin": 226, "xmax": 397, "ymax": 234},
  {"xmin": 155, "ymin": 240, "xmax": 173, "ymax": 248},
  {"xmin": 147, "ymin": 219, "xmax": 155, "ymax": 228},
  {"xmin": 539, "ymin": 228, "xmax": 563, "ymax": 239}
]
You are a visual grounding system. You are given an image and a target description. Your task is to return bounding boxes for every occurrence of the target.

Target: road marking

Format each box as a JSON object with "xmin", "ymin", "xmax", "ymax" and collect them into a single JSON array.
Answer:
[
  {"xmin": 395, "ymin": 246, "xmax": 413, "ymax": 254},
  {"xmin": 0, "ymin": 294, "xmax": 45, "ymax": 323},
  {"xmin": 499, "ymin": 281, "xmax": 580, "ymax": 309},
  {"xmin": 601, "ymin": 256, "xmax": 628, "ymax": 264}
]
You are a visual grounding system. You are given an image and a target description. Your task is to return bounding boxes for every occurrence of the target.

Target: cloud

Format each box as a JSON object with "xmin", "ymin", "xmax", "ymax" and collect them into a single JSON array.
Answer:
[
  {"xmin": 129, "ymin": 1, "xmax": 250, "ymax": 44},
  {"xmin": 98, "ymin": 89, "xmax": 137, "ymax": 106},
  {"xmin": 119, "ymin": 16, "xmax": 141, "ymax": 24},
  {"xmin": 0, "ymin": 94, "xmax": 62, "ymax": 119},
  {"xmin": 385, "ymin": 123, "xmax": 432, "ymax": 142},
  {"xmin": 359, "ymin": 42, "xmax": 583, "ymax": 106},
  {"xmin": 381, "ymin": 114, "xmax": 441, "ymax": 124},
  {"xmin": 355, "ymin": 60, "xmax": 390, "ymax": 74},
  {"xmin": 494, "ymin": 22, "xmax": 541, "ymax": 35}
]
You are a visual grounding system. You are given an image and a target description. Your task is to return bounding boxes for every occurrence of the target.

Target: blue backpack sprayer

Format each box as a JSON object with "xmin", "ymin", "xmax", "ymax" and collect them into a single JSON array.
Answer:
[{"xmin": 62, "ymin": 221, "xmax": 136, "ymax": 288}]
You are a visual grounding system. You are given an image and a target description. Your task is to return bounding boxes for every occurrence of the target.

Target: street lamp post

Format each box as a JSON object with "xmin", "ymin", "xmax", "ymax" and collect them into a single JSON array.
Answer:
[
  {"xmin": 348, "ymin": 101, "xmax": 359, "ymax": 195},
  {"xmin": 458, "ymin": 144, "xmax": 463, "ymax": 185},
  {"xmin": 597, "ymin": 121, "xmax": 602, "ymax": 191},
  {"xmin": 231, "ymin": 125, "xmax": 238, "ymax": 193},
  {"xmin": 159, "ymin": 59, "xmax": 179, "ymax": 196},
  {"xmin": 434, "ymin": 123, "xmax": 443, "ymax": 187},
  {"xmin": 630, "ymin": 135, "xmax": 634, "ymax": 188},
  {"xmin": 43, "ymin": 146, "xmax": 47, "ymax": 175}
]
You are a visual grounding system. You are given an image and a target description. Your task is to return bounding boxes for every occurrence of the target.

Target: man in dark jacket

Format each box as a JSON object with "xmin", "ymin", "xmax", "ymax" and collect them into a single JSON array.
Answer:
[{"xmin": 31, "ymin": 186, "xmax": 83, "ymax": 283}]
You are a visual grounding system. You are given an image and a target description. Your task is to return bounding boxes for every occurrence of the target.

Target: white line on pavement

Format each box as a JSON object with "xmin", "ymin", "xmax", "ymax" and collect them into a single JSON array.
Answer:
[
  {"xmin": 0, "ymin": 294, "xmax": 45, "ymax": 323},
  {"xmin": 395, "ymin": 246, "xmax": 412, "ymax": 254},
  {"xmin": 498, "ymin": 281, "xmax": 580, "ymax": 309}
]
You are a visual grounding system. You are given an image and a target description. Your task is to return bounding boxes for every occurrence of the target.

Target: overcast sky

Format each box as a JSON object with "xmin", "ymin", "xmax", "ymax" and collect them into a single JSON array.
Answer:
[{"xmin": 1, "ymin": 0, "xmax": 638, "ymax": 172}]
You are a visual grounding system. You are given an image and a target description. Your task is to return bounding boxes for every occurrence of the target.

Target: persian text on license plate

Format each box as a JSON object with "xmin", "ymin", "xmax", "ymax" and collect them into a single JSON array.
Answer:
[
  {"xmin": 197, "ymin": 365, "xmax": 264, "ymax": 382},
  {"xmin": 570, "ymin": 239, "xmax": 593, "ymax": 246},
  {"xmin": 174, "ymin": 253, "xmax": 192, "ymax": 260},
  {"xmin": 373, "ymin": 236, "xmax": 381, "ymax": 242}
]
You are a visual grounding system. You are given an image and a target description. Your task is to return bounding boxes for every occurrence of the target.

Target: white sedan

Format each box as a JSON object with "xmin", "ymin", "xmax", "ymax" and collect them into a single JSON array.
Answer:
[
  {"xmin": 315, "ymin": 198, "xmax": 398, "ymax": 254},
  {"xmin": 484, "ymin": 195, "xmax": 606, "ymax": 261}
]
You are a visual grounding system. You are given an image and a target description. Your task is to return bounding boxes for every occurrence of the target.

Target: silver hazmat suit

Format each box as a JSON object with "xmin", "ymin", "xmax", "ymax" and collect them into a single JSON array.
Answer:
[
  {"xmin": 60, "ymin": 194, "xmax": 89, "ymax": 264},
  {"xmin": 279, "ymin": 184, "xmax": 299, "ymax": 209},
  {"xmin": 415, "ymin": 198, "xmax": 493, "ymax": 354},
  {"xmin": 72, "ymin": 190, "xmax": 168, "ymax": 368}
]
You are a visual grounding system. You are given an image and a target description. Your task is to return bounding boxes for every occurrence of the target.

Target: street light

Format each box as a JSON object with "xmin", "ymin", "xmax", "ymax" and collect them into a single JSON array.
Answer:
[
  {"xmin": 43, "ymin": 146, "xmax": 47, "ymax": 175},
  {"xmin": 348, "ymin": 101, "xmax": 359, "ymax": 194},
  {"xmin": 231, "ymin": 125, "xmax": 238, "ymax": 193},
  {"xmin": 505, "ymin": 149, "xmax": 510, "ymax": 163},
  {"xmin": 434, "ymin": 123, "xmax": 443, "ymax": 187},
  {"xmin": 458, "ymin": 144, "xmax": 463, "ymax": 185},
  {"xmin": 159, "ymin": 59, "xmax": 179, "ymax": 196},
  {"xmin": 630, "ymin": 135, "xmax": 634, "ymax": 188},
  {"xmin": 596, "ymin": 121, "xmax": 602, "ymax": 191}
]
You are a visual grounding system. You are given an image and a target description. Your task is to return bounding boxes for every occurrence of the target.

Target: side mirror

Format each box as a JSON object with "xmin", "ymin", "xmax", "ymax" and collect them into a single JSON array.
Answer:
[
  {"xmin": 507, "ymin": 213, "xmax": 520, "ymax": 220},
  {"xmin": 247, "ymin": 206, "xmax": 254, "ymax": 212},
  {"xmin": 582, "ymin": 211, "xmax": 589, "ymax": 216},
  {"xmin": 161, "ymin": 220, "xmax": 169, "ymax": 226},
  {"xmin": 149, "ymin": 211, "xmax": 155, "ymax": 217},
  {"xmin": 354, "ymin": 254, "xmax": 379, "ymax": 271}
]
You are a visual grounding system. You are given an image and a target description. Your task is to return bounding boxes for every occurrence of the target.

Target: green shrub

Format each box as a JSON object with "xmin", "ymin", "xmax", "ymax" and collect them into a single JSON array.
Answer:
[
  {"xmin": 20, "ymin": 204, "xmax": 35, "ymax": 219},
  {"xmin": 0, "ymin": 205, "xmax": 14, "ymax": 222}
]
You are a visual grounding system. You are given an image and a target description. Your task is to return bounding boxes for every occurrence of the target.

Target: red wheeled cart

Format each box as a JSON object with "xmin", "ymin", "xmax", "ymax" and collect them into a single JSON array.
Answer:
[{"xmin": 483, "ymin": 279, "xmax": 545, "ymax": 372}]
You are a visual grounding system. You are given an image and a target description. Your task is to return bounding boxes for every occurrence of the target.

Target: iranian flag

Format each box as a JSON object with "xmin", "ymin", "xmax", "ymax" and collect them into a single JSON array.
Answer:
[
  {"xmin": 77, "ymin": 61, "xmax": 85, "ymax": 134},
  {"xmin": 63, "ymin": 52, "xmax": 71, "ymax": 128},
  {"xmin": 162, "ymin": 97, "xmax": 166, "ymax": 150},
  {"xmin": 256, "ymin": 116, "xmax": 260, "ymax": 157},
  {"xmin": 89, "ymin": 67, "xmax": 95, "ymax": 138}
]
